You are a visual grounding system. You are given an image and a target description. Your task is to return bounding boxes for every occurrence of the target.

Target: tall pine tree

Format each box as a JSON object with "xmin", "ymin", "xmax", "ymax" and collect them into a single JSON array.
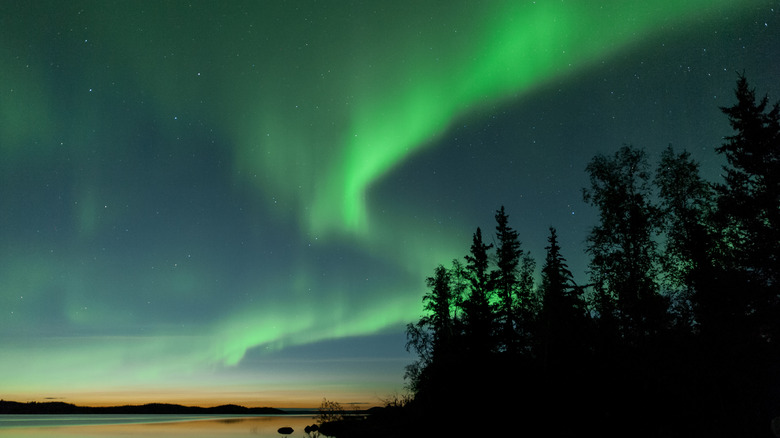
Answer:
[
  {"xmin": 538, "ymin": 227, "xmax": 585, "ymax": 367},
  {"xmin": 715, "ymin": 74, "xmax": 780, "ymax": 343},
  {"xmin": 493, "ymin": 206, "xmax": 535, "ymax": 353},
  {"xmin": 404, "ymin": 265, "xmax": 453, "ymax": 398},
  {"xmin": 462, "ymin": 227, "xmax": 494, "ymax": 356}
]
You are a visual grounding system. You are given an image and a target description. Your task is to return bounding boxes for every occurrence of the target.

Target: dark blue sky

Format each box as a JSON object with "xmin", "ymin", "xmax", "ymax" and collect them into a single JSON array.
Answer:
[{"xmin": 0, "ymin": 0, "xmax": 777, "ymax": 407}]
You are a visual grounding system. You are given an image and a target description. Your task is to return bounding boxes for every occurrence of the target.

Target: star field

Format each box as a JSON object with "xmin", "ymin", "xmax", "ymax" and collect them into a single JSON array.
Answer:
[{"xmin": 0, "ymin": 0, "xmax": 777, "ymax": 407}]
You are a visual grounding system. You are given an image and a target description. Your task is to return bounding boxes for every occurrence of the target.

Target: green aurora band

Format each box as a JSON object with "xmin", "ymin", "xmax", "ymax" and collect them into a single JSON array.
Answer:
[
  {"xmin": 213, "ymin": 0, "xmax": 744, "ymax": 366},
  {"xmin": 239, "ymin": 0, "xmax": 742, "ymax": 239},
  {"xmin": 0, "ymin": 0, "xmax": 756, "ymax": 398}
]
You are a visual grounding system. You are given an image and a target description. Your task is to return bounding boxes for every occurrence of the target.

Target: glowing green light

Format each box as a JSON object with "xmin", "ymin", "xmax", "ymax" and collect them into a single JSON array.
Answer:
[
  {"xmin": 0, "ymin": 0, "xmax": 755, "ymax": 401},
  {"xmin": 232, "ymin": 0, "xmax": 742, "ymax": 239}
]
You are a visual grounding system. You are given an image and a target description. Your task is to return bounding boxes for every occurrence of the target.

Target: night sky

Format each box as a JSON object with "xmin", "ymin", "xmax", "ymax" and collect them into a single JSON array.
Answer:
[{"xmin": 1, "ymin": 1, "xmax": 777, "ymax": 407}]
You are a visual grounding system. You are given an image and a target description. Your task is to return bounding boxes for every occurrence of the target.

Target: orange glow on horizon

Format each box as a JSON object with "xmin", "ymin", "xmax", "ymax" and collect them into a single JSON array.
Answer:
[{"xmin": 2, "ymin": 389, "xmax": 388, "ymax": 410}]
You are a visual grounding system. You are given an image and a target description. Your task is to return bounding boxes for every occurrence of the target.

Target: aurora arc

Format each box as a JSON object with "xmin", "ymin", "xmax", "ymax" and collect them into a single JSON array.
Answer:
[
  {"xmin": 305, "ymin": 0, "xmax": 741, "ymax": 238},
  {"xmin": 0, "ymin": 0, "xmax": 763, "ymax": 404},
  {"xmin": 216, "ymin": 0, "xmax": 744, "ymax": 365}
]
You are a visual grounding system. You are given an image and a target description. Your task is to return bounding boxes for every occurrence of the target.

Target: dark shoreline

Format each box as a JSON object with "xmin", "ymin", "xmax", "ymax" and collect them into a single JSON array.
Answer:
[{"xmin": 0, "ymin": 400, "xmax": 286, "ymax": 415}]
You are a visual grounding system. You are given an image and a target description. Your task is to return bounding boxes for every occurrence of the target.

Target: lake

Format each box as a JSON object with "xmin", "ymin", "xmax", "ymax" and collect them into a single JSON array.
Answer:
[{"xmin": 0, "ymin": 414, "xmax": 319, "ymax": 438}]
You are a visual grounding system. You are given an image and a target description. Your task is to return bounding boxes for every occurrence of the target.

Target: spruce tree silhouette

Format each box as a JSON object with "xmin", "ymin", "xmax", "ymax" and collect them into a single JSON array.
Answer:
[
  {"xmin": 397, "ymin": 77, "xmax": 779, "ymax": 438},
  {"xmin": 493, "ymin": 206, "xmax": 522, "ymax": 353},
  {"xmin": 715, "ymin": 73, "xmax": 780, "ymax": 343},
  {"xmin": 462, "ymin": 227, "xmax": 494, "ymax": 357},
  {"xmin": 538, "ymin": 227, "xmax": 586, "ymax": 368}
]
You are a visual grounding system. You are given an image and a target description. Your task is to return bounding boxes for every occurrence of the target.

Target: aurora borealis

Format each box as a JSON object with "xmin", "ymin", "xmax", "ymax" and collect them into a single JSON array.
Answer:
[{"xmin": 1, "ymin": 1, "xmax": 777, "ymax": 407}]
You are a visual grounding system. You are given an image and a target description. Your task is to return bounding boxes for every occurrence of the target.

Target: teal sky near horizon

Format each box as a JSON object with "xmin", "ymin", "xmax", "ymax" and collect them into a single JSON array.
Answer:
[{"xmin": 0, "ymin": 1, "xmax": 777, "ymax": 407}]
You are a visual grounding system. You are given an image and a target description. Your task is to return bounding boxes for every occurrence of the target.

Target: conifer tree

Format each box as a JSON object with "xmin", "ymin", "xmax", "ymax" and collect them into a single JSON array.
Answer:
[
  {"xmin": 462, "ymin": 227, "xmax": 494, "ymax": 355},
  {"xmin": 714, "ymin": 74, "xmax": 780, "ymax": 342},
  {"xmin": 493, "ymin": 206, "xmax": 526, "ymax": 352},
  {"xmin": 423, "ymin": 265, "xmax": 454, "ymax": 359},
  {"xmin": 538, "ymin": 227, "xmax": 580, "ymax": 366},
  {"xmin": 404, "ymin": 265, "xmax": 453, "ymax": 396}
]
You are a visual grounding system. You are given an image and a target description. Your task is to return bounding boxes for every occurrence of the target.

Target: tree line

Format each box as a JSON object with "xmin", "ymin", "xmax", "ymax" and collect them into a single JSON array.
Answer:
[{"xmin": 404, "ymin": 74, "xmax": 779, "ymax": 437}]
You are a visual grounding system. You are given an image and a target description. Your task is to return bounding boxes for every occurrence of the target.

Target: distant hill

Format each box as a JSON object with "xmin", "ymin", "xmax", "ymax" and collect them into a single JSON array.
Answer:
[{"xmin": 0, "ymin": 400, "xmax": 286, "ymax": 415}]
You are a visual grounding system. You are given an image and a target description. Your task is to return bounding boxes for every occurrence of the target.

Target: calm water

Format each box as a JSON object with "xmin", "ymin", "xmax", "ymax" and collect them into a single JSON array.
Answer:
[{"xmin": 0, "ymin": 414, "xmax": 319, "ymax": 438}]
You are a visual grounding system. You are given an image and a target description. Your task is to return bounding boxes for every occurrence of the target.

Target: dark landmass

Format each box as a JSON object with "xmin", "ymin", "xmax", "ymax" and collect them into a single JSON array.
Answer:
[
  {"xmin": 315, "ymin": 76, "xmax": 780, "ymax": 438},
  {"xmin": 317, "ymin": 405, "xmax": 454, "ymax": 438},
  {"xmin": 0, "ymin": 400, "xmax": 286, "ymax": 415}
]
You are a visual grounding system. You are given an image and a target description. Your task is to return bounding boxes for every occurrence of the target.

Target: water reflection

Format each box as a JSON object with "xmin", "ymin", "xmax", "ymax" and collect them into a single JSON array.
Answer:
[{"xmin": 0, "ymin": 415, "xmax": 317, "ymax": 438}]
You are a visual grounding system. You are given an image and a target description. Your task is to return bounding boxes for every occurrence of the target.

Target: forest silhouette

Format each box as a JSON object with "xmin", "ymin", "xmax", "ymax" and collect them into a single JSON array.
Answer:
[{"xmin": 347, "ymin": 74, "xmax": 779, "ymax": 438}]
